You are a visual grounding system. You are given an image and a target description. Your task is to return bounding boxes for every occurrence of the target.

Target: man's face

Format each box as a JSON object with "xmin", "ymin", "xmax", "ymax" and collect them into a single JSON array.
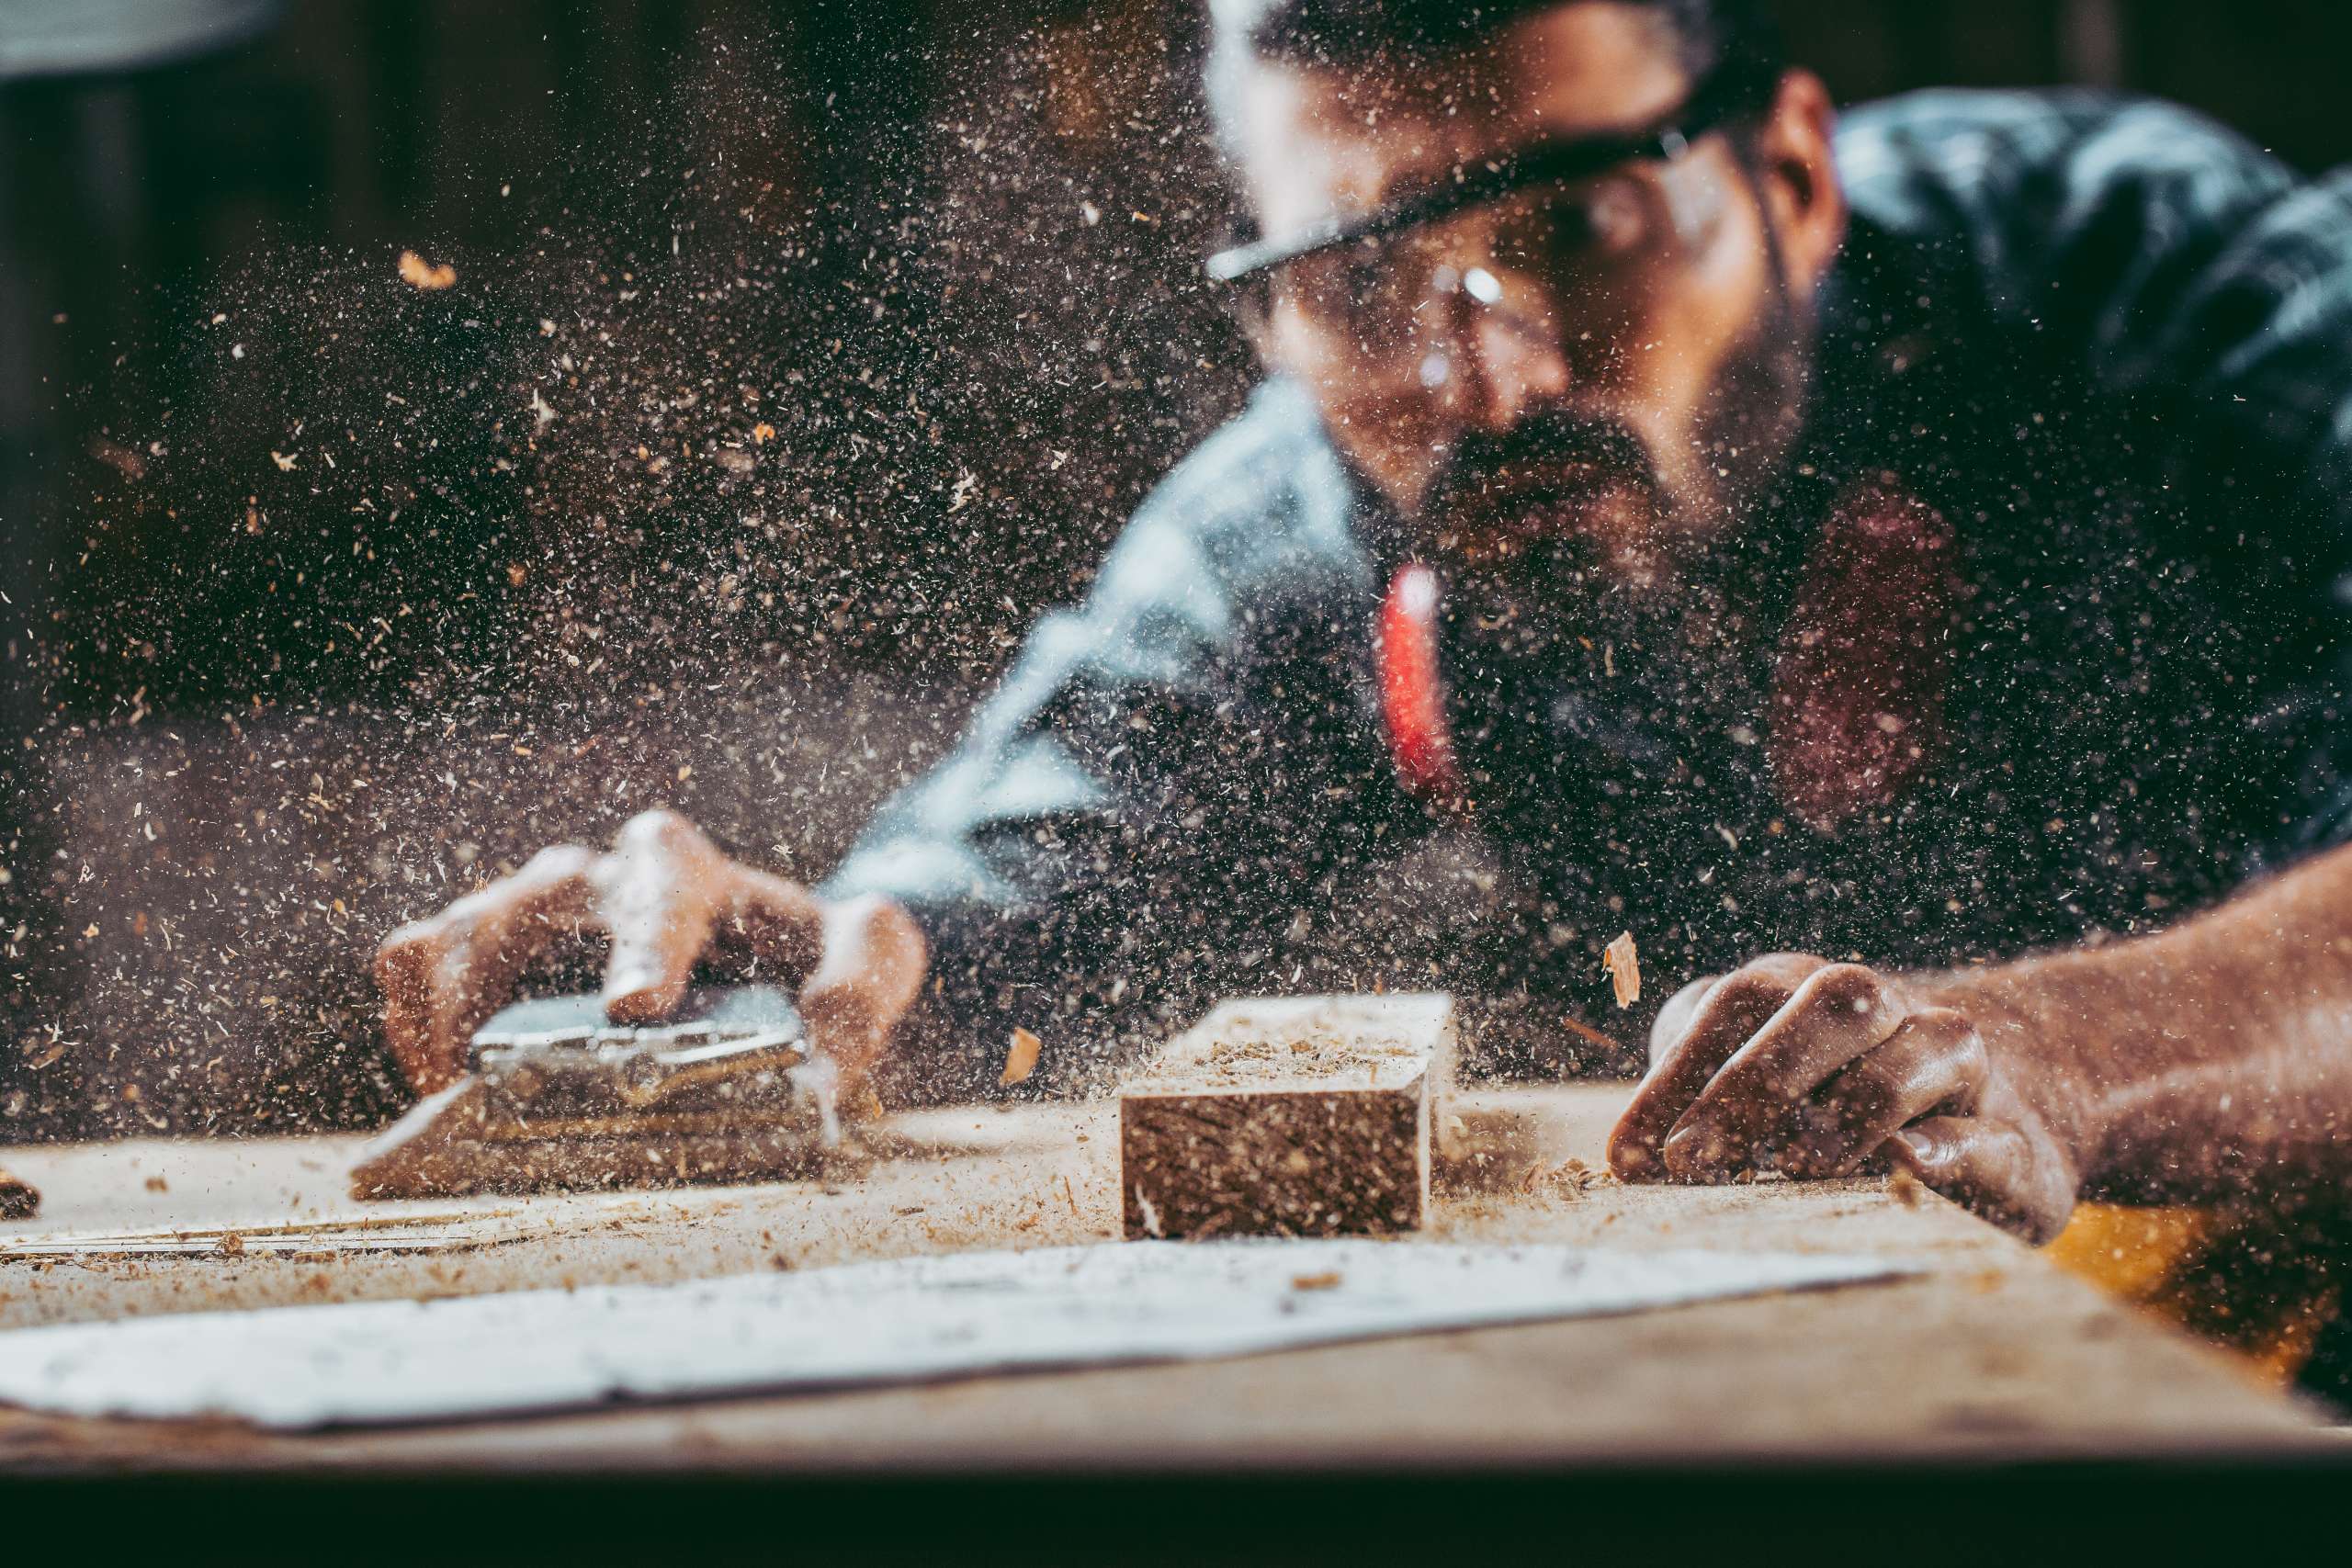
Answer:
[{"xmin": 1227, "ymin": 4, "xmax": 1836, "ymax": 594}]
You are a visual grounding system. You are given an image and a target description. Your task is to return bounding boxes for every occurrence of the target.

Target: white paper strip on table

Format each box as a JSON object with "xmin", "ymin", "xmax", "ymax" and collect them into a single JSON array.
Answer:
[{"xmin": 0, "ymin": 1238, "xmax": 1917, "ymax": 1430}]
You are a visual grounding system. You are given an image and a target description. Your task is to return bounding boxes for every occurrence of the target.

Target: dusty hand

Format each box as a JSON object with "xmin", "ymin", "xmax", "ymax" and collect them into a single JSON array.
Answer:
[
  {"xmin": 1604, "ymin": 953, "xmax": 2082, "ymax": 1242},
  {"xmin": 373, "ymin": 809, "xmax": 926, "ymax": 1101}
]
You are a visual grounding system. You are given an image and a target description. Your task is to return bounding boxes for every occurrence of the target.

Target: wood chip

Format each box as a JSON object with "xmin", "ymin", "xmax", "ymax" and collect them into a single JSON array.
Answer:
[
  {"xmin": 397, "ymin": 249, "xmax": 458, "ymax": 289},
  {"xmin": 1290, "ymin": 1271, "xmax": 1343, "ymax": 1292},
  {"xmin": 1602, "ymin": 931, "xmax": 1641, "ymax": 1009},
  {"xmin": 1558, "ymin": 1014, "xmax": 1622, "ymax": 1052},
  {"xmin": 1000, "ymin": 1026, "xmax": 1043, "ymax": 1087}
]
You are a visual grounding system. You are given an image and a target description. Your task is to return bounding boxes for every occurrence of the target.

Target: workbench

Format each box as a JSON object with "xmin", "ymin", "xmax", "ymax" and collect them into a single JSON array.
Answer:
[{"xmin": 1, "ymin": 1086, "xmax": 2341, "ymax": 1559}]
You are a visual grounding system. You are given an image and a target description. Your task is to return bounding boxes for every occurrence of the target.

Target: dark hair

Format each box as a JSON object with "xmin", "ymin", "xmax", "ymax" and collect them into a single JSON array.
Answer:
[{"xmin": 1204, "ymin": 0, "xmax": 1787, "ymax": 153}]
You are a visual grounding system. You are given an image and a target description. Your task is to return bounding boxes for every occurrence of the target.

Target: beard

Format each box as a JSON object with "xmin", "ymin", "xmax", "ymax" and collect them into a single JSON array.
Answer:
[{"xmin": 1406, "ymin": 295, "xmax": 1817, "ymax": 795}]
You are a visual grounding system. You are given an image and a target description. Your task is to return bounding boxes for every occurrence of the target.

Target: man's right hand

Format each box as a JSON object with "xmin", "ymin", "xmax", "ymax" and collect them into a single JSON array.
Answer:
[{"xmin": 373, "ymin": 808, "xmax": 928, "ymax": 1100}]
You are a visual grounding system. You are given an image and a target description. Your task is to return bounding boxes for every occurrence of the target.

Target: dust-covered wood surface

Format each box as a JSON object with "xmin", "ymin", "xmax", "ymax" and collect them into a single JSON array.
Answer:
[{"xmin": 0, "ymin": 1084, "xmax": 2329, "ymax": 1472}]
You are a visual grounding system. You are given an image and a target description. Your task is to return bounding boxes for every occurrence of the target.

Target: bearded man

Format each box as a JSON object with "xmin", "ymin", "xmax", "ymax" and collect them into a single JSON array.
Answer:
[{"xmin": 378, "ymin": 1, "xmax": 2352, "ymax": 1258}]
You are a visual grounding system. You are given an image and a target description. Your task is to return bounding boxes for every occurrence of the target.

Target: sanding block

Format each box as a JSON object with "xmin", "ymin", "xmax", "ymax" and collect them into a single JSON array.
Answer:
[{"xmin": 351, "ymin": 985, "xmax": 852, "ymax": 1200}]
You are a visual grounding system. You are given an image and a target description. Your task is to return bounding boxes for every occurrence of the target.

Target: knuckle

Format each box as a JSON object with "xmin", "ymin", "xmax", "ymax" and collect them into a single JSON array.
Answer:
[
  {"xmin": 1906, "ymin": 1007, "xmax": 1988, "ymax": 1076},
  {"xmin": 1907, "ymin": 1004, "xmax": 1971, "ymax": 1036},
  {"xmin": 854, "ymin": 892, "xmax": 920, "ymax": 945},
  {"xmin": 1709, "ymin": 969, "xmax": 1790, "ymax": 1014},
  {"xmin": 832, "ymin": 889, "xmax": 885, "ymax": 922},
  {"xmin": 1951, "ymin": 1028, "xmax": 1990, "ymax": 1081},
  {"xmin": 1650, "ymin": 975, "xmax": 1720, "ymax": 1046},
  {"xmin": 1747, "ymin": 952, "xmax": 1829, "ymax": 987},
  {"xmin": 616, "ymin": 807, "xmax": 696, "ymax": 849},
  {"xmin": 1802, "ymin": 963, "xmax": 1884, "ymax": 1013},
  {"xmin": 374, "ymin": 919, "xmax": 435, "ymax": 965},
  {"xmin": 1813, "ymin": 960, "xmax": 1879, "ymax": 987},
  {"xmin": 524, "ymin": 843, "xmax": 595, "ymax": 879}
]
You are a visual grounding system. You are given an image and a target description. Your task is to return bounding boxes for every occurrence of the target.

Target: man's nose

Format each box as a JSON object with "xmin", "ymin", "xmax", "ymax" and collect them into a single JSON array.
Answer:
[{"xmin": 1432, "ymin": 274, "xmax": 1572, "ymax": 432}]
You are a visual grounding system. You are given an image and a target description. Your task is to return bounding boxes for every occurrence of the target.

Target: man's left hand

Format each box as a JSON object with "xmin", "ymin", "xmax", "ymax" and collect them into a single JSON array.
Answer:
[{"xmin": 1604, "ymin": 953, "xmax": 2083, "ymax": 1242}]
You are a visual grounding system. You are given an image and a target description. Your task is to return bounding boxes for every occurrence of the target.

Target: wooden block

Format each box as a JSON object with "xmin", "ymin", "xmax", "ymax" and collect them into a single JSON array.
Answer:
[{"xmin": 1119, "ymin": 994, "xmax": 1455, "ymax": 1240}]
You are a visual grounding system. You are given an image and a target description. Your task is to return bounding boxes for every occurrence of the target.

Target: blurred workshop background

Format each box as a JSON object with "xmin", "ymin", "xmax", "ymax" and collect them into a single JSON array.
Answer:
[{"xmin": 5, "ymin": 0, "xmax": 2350, "ymax": 1140}]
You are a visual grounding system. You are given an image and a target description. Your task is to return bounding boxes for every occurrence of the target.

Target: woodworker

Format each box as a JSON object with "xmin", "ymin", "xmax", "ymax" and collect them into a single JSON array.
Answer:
[{"xmin": 379, "ymin": 3, "xmax": 2352, "ymax": 1281}]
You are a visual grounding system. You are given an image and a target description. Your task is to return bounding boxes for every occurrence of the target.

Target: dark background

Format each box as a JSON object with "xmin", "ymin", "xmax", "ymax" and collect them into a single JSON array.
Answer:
[{"xmin": 3, "ymin": 0, "xmax": 2346, "ymax": 1140}]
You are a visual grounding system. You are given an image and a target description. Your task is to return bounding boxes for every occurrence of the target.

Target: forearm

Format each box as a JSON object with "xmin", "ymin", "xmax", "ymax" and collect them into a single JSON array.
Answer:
[{"xmin": 1924, "ymin": 842, "xmax": 2352, "ymax": 1206}]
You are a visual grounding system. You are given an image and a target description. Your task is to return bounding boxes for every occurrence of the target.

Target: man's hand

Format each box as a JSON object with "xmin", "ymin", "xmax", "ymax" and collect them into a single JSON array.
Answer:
[
  {"xmin": 1604, "ymin": 953, "xmax": 2083, "ymax": 1242},
  {"xmin": 373, "ymin": 809, "xmax": 927, "ymax": 1100}
]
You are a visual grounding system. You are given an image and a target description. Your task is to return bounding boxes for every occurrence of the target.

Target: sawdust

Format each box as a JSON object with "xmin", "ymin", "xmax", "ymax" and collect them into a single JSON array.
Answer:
[
  {"xmin": 1521, "ymin": 1157, "xmax": 1616, "ymax": 1202},
  {"xmin": 1131, "ymin": 1001, "xmax": 1441, "ymax": 1094}
]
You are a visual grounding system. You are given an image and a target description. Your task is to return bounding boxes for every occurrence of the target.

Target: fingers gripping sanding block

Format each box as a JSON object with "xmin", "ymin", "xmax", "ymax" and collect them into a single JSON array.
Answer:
[
  {"xmin": 350, "ymin": 985, "xmax": 850, "ymax": 1201},
  {"xmin": 1118, "ymin": 994, "xmax": 1459, "ymax": 1240}
]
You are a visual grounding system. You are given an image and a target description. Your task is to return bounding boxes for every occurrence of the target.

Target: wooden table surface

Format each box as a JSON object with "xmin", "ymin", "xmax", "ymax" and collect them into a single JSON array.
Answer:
[{"xmin": 0, "ymin": 1085, "xmax": 2331, "ymax": 1476}]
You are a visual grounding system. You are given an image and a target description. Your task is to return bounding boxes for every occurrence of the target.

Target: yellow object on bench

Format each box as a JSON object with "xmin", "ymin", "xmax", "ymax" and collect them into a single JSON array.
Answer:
[{"xmin": 2048, "ymin": 1202, "xmax": 2345, "ymax": 1387}]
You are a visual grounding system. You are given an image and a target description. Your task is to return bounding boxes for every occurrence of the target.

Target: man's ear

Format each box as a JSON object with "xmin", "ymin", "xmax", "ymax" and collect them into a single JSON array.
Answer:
[{"xmin": 1748, "ymin": 68, "xmax": 1846, "ymax": 306}]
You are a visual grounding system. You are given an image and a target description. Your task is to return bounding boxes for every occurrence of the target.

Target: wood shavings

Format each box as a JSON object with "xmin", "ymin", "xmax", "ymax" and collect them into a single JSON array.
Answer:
[
  {"xmin": 1000, "ymin": 1026, "xmax": 1042, "ymax": 1087},
  {"xmin": 396, "ymin": 249, "xmax": 458, "ymax": 289},
  {"xmin": 1558, "ymin": 1015, "xmax": 1622, "ymax": 1053},
  {"xmin": 1602, "ymin": 931, "xmax": 1641, "ymax": 1009},
  {"xmin": 1521, "ymin": 1157, "xmax": 1613, "ymax": 1202}
]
